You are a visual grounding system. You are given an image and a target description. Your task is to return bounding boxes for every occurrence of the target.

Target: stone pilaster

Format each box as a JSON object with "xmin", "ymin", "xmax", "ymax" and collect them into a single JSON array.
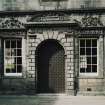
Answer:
[{"xmin": 65, "ymin": 34, "xmax": 75, "ymax": 95}]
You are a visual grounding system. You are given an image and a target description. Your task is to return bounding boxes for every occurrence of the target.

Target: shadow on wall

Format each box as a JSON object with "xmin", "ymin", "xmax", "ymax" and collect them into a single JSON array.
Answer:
[{"xmin": 0, "ymin": 79, "xmax": 58, "ymax": 105}]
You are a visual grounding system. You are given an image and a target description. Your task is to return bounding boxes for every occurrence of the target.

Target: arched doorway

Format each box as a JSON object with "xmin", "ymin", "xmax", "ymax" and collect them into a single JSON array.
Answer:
[{"xmin": 36, "ymin": 39, "xmax": 65, "ymax": 93}]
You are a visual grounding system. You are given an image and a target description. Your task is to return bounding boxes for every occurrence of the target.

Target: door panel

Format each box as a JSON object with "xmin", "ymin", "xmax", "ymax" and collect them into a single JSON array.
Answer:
[{"xmin": 36, "ymin": 40, "xmax": 65, "ymax": 93}]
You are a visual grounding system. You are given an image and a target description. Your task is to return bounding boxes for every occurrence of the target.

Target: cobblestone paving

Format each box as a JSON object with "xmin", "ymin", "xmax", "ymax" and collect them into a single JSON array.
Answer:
[{"xmin": 0, "ymin": 95, "xmax": 105, "ymax": 105}]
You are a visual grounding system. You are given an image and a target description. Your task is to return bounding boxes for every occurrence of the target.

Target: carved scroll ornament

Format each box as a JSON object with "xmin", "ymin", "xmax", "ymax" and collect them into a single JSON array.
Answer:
[
  {"xmin": 74, "ymin": 15, "xmax": 104, "ymax": 27},
  {"xmin": 0, "ymin": 17, "xmax": 25, "ymax": 29}
]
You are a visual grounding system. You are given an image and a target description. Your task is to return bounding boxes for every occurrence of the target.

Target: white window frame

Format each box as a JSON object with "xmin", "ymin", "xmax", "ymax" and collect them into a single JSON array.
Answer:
[
  {"xmin": 4, "ymin": 38, "xmax": 25, "ymax": 77},
  {"xmin": 79, "ymin": 38, "xmax": 99, "ymax": 76}
]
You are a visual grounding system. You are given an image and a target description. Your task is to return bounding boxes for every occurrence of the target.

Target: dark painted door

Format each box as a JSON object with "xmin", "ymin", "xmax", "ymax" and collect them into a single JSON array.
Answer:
[{"xmin": 36, "ymin": 40, "xmax": 65, "ymax": 93}]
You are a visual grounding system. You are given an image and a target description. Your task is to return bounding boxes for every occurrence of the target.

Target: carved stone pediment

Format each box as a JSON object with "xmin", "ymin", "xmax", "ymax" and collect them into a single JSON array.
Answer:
[
  {"xmin": 27, "ymin": 12, "xmax": 71, "ymax": 23},
  {"xmin": 0, "ymin": 17, "xmax": 25, "ymax": 29}
]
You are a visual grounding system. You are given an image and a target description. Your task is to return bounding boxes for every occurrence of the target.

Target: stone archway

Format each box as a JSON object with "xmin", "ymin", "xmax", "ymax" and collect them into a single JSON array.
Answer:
[
  {"xmin": 36, "ymin": 39, "xmax": 65, "ymax": 93},
  {"xmin": 28, "ymin": 29, "xmax": 75, "ymax": 95}
]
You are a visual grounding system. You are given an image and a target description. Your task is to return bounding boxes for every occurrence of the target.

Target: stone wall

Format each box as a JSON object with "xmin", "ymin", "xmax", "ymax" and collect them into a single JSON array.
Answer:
[
  {"xmin": 0, "ymin": 11, "xmax": 105, "ymax": 95},
  {"xmin": 77, "ymin": 35, "xmax": 105, "ymax": 95}
]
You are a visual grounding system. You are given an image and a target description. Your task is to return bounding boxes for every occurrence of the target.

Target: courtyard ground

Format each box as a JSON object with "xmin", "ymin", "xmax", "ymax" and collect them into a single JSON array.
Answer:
[{"xmin": 0, "ymin": 95, "xmax": 105, "ymax": 105}]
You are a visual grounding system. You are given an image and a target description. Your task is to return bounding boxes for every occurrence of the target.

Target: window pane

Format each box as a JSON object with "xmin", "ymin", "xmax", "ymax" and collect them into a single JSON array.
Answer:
[
  {"xmin": 5, "ymin": 49, "xmax": 11, "ymax": 56},
  {"xmin": 80, "ymin": 68, "xmax": 85, "ymax": 73},
  {"xmin": 11, "ymin": 65, "xmax": 16, "ymax": 73},
  {"xmin": 11, "ymin": 40, "xmax": 16, "ymax": 48},
  {"xmin": 11, "ymin": 49, "xmax": 16, "ymax": 56},
  {"xmin": 17, "ymin": 57, "xmax": 22, "ymax": 64},
  {"xmin": 80, "ymin": 48, "xmax": 85, "ymax": 55},
  {"xmin": 86, "ymin": 65, "xmax": 91, "ymax": 72},
  {"xmin": 6, "ymin": 68, "xmax": 11, "ymax": 73},
  {"xmin": 14, "ymin": 57, "xmax": 16, "ymax": 64},
  {"xmin": 17, "ymin": 65, "xmax": 22, "ymax": 73},
  {"xmin": 92, "ymin": 65, "xmax": 97, "ymax": 72},
  {"xmin": 87, "ymin": 57, "xmax": 91, "ymax": 64},
  {"xmin": 92, "ymin": 57, "xmax": 97, "ymax": 64},
  {"xmin": 86, "ymin": 40, "xmax": 91, "ymax": 47},
  {"xmin": 5, "ymin": 57, "xmax": 11, "ymax": 65},
  {"xmin": 17, "ymin": 40, "xmax": 21, "ymax": 48},
  {"xmin": 80, "ymin": 40, "xmax": 85, "ymax": 47},
  {"xmin": 5, "ymin": 40, "xmax": 10, "ymax": 48},
  {"xmin": 92, "ymin": 39, "xmax": 97, "ymax": 47},
  {"xmin": 17, "ymin": 49, "xmax": 21, "ymax": 56},
  {"xmin": 11, "ymin": 57, "xmax": 15, "ymax": 64},
  {"xmin": 92, "ymin": 48, "xmax": 97, "ymax": 55},
  {"xmin": 86, "ymin": 48, "xmax": 91, "ymax": 55}
]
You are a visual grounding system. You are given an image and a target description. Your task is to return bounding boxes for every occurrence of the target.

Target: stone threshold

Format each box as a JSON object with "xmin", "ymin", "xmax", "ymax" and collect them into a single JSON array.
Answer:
[{"xmin": 36, "ymin": 93, "xmax": 67, "ymax": 97}]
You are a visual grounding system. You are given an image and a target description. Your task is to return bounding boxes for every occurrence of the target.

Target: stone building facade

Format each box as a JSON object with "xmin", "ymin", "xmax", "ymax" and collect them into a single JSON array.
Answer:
[{"xmin": 0, "ymin": 9, "xmax": 105, "ymax": 95}]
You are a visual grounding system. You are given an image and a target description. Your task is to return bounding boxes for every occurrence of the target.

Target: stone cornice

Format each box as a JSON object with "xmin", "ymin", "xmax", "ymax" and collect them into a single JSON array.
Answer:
[
  {"xmin": 0, "ymin": 8, "xmax": 105, "ymax": 16},
  {"xmin": 0, "ymin": 9, "xmax": 105, "ymax": 29}
]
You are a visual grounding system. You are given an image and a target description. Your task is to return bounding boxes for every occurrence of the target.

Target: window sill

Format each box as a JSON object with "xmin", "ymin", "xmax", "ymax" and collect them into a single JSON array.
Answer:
[
  {"xmin": 79, "ymin": 72, "xmax": 104, "ymax": 79},
  {"xmin": 78, "ymin": 76, "xmax": 104, "ymax": 79},
  {"xmin": 79, "ymin": 73, "xmax": 98, "ymax": 76},
  {"xmin": 4, "ymin": 73, "xmax": 22, "ymax": 76},
  {"xmin": 4, "ymin": 73, "xmax": 24, "ymax": 79}
]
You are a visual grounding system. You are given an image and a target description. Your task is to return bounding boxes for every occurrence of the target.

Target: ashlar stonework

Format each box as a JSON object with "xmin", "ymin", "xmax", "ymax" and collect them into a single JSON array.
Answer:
[{"xmin": 0, "ymin": 9, "xmax": 105, "ymax": 95}]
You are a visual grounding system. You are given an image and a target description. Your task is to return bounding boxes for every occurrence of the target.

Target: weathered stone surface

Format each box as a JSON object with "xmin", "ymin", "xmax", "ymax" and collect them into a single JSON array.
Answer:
[{"xmin": 1, "ymin": 10, "xmax": 105, "ymax": 96}]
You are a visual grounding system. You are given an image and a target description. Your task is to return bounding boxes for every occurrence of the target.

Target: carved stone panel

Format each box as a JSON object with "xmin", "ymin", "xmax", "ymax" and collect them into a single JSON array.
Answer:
[
  {"xmin": 74, "ymin": 15, "xmax": 104, "ymax": 27},
  {"xmin": 27, "ymin": 12, "xmax": 71, "ymax": 22},
  {"xmin": 0, "ymin": 17, "xmax": 25, "ymax": 29}
]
